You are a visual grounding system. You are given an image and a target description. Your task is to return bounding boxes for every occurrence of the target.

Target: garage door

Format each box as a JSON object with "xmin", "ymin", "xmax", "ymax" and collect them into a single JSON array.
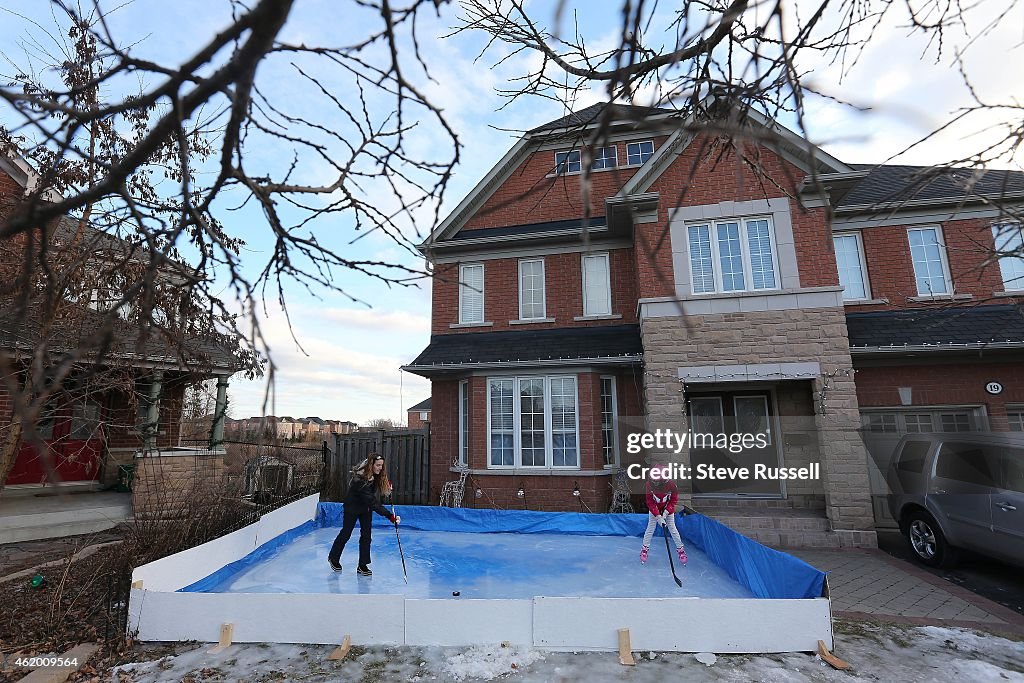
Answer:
[{"xmin": 860, "ymin": 407, "xmax": 986, "ymax": 527}]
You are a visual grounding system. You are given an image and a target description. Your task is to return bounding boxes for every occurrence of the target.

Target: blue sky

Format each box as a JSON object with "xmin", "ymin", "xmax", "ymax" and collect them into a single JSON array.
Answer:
[{"xmin": 1, "ymin": 1, "xmax": 1021, "ymax": 425}]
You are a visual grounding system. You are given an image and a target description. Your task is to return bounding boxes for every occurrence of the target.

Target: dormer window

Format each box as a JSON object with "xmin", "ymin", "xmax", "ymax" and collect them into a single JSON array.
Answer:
[
  {"xmin": 555, "ymin": 150, "xmax": 581, "ymax": 175},
  {"xmin": 626, "ymin": 140, "xmax": 654, "ymax": 166}
]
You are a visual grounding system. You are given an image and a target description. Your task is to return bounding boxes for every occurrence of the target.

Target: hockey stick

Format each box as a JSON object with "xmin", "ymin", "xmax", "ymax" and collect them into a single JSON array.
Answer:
[
  {"xmin": 392, "ymin": 503, "xmax": 408, "ymax": 584},
  {"xmin": 662, "ymin": 516, "xmax": 682, "ymax": 587}
]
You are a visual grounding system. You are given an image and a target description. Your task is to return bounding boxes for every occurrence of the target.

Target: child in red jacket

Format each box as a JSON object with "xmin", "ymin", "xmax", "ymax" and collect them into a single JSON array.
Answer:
[{"xmin": 641, "ymin": 467, "xmax": 687, "ymax": 565}]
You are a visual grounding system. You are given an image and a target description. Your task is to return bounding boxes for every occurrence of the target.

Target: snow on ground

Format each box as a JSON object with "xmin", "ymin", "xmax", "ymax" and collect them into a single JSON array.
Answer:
[{"xmin": 109, "ymin": 620, "xmax": 1024, "ymax": 682}]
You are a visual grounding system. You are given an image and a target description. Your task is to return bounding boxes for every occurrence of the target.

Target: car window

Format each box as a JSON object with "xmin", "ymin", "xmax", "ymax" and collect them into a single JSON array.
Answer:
[
  {"xmin": 935, "ymin": 442, "xmax": 998, "ymax": 487},
  {"xmin": 997, "ymin": 448, "xmax": 1024, "ymax": 493},
  {"xmin": 896, "ymin": 441, "xmax": 929, "ymax": 473}
]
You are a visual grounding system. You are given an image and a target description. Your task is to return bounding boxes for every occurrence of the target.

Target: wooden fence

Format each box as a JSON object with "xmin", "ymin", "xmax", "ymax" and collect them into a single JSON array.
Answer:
[{"xmin": 322, "ymin": 429, "xmax": 430, "ymax": 505}]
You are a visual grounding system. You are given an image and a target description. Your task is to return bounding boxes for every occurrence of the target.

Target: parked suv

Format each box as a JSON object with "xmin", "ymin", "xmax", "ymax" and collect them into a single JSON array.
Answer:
[{"xmin": 887, "ymin": 432, "xmax": 1024, "ymax": 568}]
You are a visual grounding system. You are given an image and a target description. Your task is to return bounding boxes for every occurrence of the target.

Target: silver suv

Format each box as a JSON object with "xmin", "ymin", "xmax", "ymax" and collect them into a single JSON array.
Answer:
[{"xmin": 886, "ymin": 432, "xmax": 1024, "ymax": 568}]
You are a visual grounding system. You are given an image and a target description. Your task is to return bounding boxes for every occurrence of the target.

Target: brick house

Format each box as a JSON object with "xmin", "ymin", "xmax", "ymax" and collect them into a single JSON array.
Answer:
[
  {"xmin": 407, "ymin": 398, "xmax": 432, "ymax": 429},
  {"xmin": 1, "ymin": 149, "xmax": 236, "ymax": 493},
  {"xmin": 405, "ymin": 103, "xmax": 1024, "ymax": 548}
]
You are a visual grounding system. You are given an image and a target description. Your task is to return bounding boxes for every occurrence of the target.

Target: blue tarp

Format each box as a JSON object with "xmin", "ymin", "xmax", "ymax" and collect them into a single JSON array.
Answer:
[
  {"xmin": 313, "ymin": 503, "xmax": 825, "ymax": 600},
  {"xmin": 179, "ymin": 504, "xmax": 826, "ymax": 600}
]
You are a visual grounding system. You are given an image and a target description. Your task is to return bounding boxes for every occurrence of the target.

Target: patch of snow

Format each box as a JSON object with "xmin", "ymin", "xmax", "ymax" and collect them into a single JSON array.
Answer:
[
  {"xmin": 694, "ymin": 652, "xmax": 717, "ymax": 666},
  {"xmin": 442, "ymin": 644, "xmax": 545, "ymax": 681}
]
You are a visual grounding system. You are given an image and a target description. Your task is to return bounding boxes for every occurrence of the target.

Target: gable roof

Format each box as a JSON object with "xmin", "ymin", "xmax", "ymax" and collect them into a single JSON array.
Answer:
[
  {"xmin": 408, "ymin": 397, "xmax": 432, "ymax": 411},
  {"xmin": 528, "ymin": 103, "xmax": 675, "ymax": 134},
  {"xmin": 423, "ymin": 102, "xmax": 853, "ymax": 251}
]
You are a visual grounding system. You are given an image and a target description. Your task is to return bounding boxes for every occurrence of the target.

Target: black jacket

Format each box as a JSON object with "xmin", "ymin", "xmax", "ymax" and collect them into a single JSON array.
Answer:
[{"xmin": 344, "ymin": 474, "xmax": 394, "ymax": 520}]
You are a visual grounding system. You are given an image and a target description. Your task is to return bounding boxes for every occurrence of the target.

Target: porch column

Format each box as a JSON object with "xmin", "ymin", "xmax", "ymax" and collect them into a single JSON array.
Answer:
[
  {"xmin": 211, "ymin": 375, "xmax": 229, "ymax": 449},
  {"xmin": 145, "ymin": 370, "xmax": 163, "ymax": 452}
]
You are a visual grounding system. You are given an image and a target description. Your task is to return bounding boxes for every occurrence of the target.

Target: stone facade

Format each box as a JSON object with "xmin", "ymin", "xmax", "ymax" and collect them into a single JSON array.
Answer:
[
  {"xmin": 131, "ymin": 451, "xmax": 230, "ymax": 518},
  {"xmin": 639, "ymin": 301, "xmax": 876, "ymax": 540}
]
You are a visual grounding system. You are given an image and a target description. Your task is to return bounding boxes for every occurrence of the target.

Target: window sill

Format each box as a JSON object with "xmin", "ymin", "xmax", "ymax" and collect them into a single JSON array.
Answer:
[
  {"xmin": 906, "ymin": 294, "xmax": 973, "ymax": 303},
  {"xmin": 574, "ymin": 313, "xmax": 622, "ymax": 321},
  {"xmin": 509, "ymin": 317, "xmax": 555, "ymax": 325},
  {"xmin": 450, "ymin": 321, "xmax": 494, "ymax": 329},
  {"xmin": 544, "ymin": 166, "xmax": 625, "ymax": 179},
  {"xmin": 844, "ymin": 298, "xmax": 889, "ymax": 305},
  {"xmin": 454, "ymin": 467, "xmax": 614, "ymax": 477},
  {"xmin": 993, "ymin": 290, "xmax": 1024, "ymax": 297}
]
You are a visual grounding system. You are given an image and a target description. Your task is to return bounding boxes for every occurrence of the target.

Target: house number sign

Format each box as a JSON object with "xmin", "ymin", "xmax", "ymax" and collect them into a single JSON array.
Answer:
[{"xmin": 985, "ymin": 381, "xmax": 1004, "ymax": 395}]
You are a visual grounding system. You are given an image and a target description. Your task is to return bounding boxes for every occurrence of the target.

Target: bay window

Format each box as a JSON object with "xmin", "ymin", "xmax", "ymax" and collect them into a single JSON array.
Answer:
[
  {"xmin": 687, "ymin": 216, "xmax": 779, "ymax": 294},
  {"xmin": 487, "ymin": 375, "xmax": 579, "ymax": 468}
]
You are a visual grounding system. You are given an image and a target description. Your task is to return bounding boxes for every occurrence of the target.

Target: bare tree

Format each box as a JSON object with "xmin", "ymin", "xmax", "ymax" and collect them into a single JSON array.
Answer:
[
  {"xmin": 365, "ymin": 417, "xmax": 398, "ymax": 431},
  {"xmin": 1, "ymin": 0, "xmax": 1021, "ymax": 487}
]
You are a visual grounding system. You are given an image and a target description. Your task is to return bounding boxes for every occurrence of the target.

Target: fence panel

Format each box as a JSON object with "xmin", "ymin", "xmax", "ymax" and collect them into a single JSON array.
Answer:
[{"xmin": 323, "ymin": 429, "xmax": 430, "ymax": 505}]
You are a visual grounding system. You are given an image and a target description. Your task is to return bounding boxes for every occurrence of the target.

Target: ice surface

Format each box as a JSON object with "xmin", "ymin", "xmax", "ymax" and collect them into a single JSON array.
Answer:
[{"xmin": 193, "ymin": 527, "xmax": 755, "ymax": 599}]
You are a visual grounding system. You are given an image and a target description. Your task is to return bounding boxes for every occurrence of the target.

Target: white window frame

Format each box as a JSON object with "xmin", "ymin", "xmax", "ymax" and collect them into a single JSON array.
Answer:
[
  {"xmin": 833, "ymin": 231, "xmax": 872, "ymax": 301},
  {"xmin": 518, "ymin": 258, "xmax": 547, "ymax": 320},
  {"xmin": 625, "ymin": 140, "xmax": 654, "ymax": 166},
  {"xmin": 581, "ymin": 252, "xmax": 612, "ymax": 316},
  {"xmin": 486, "ymin": 375, "xmax": 580, "ymax": 470},
  {"xmin": 907, "ymin": 226, "xmax": 953, "ymax": 296},
  {"xmin": 591, "ymin": 145, "xmax": 617, "ymax": 170},
  {"xmin": 992, "ymin": 223, "xmax": 1024, "ymax": 292},
  {"xmin": 459, "ymin": 263, "xmax": 485, "ymax": 324},
  {"xmin": 600, "ymin": 375, "xmax": 619, "ymax": 467},
  {"xmin": 458, "ymin": 380, "xmax": 469, "ymax": 466},
  {"xmin": 555, "ymin": 149, "xmax": 581, "ymax": 175},
  {"xmin": 685, "ymin": 216, "xmax": 780, "ymax": 295}
]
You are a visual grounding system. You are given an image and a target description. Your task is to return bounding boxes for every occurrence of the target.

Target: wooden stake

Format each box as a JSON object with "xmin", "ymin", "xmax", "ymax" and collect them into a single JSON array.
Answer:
[
  {"xmin": 131, "ymin": 580, "xmax": 143, "ymax": 589},
  {"xmin": 617, "ymin": 628, "xmax": 636, "ymax": 666},
  {"xmin": 817, "ymin": 640, "xmax": 850, "ymax": 670},
  {"xmin": 207, "ymin": 623, "xmax": 234, "ymax": 654},
  {"xmin": 327, "ymin": 635, "xmax": 352, "ymax": 661}
]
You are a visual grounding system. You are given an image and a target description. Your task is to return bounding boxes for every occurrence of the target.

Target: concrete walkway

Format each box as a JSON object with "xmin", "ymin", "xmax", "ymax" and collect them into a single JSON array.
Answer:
[
  {"xmin": 0, "ymin": 490, "xmax": 131, "ymax": 544},
  {"xmin": 792, "ymin": 548, "xmax": 1024, "ymax": 636}
]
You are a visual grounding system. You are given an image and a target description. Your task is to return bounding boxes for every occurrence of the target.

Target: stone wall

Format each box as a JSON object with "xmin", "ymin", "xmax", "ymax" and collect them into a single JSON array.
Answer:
[
  {"xmin": 639, "ymin": 303, "xmax": 875, "ymax": 535},
  {"xmin": 131, "ymin": 451, "xmax": 230, "ymax": 518}
]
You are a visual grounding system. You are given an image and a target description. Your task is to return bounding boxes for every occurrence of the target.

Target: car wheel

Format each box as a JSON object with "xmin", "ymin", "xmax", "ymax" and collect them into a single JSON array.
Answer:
[{"xmin": 904, "ymin": 510, "xmax": 957, "ymax": 568}]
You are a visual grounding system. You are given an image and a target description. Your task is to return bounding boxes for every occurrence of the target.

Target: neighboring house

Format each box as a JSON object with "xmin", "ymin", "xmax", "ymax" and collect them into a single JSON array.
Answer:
[
  {"xmin": 407, "ymin": 398, "xmax": 432, "ymax": 429},
  {"xmin": 0, "ymin": 150, "xmax": 237, "ymax": 490},
  {"xmin": 405, "ymin": 101, "xmax": 1024, "ymax": 549}
]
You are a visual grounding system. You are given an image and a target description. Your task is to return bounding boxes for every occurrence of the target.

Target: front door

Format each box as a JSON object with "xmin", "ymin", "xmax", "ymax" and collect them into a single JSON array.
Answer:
[
  {"xmin": 5, "ymin": 401, "xmax": 104, "ymax": 486},
  {"xmin": 688, "ymin": 390, "xmax": 782, "ymax": 497}
]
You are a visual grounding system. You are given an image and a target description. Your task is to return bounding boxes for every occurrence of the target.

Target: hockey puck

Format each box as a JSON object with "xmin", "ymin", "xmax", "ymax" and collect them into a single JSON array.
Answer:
[{"xmin": 452, "ymin": 591, "xmax": 460, "ymax": 596}]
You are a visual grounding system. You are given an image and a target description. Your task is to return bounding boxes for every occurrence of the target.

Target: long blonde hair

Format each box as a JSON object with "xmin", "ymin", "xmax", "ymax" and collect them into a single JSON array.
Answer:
[{"xmin": 353, "ymin": 453, "xmax": 392, "ymax": 498}]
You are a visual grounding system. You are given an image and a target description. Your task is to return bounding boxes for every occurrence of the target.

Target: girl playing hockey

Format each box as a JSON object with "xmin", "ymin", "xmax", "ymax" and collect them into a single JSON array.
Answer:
[{"xmin": 641, "ymin": 466, "xmax": 688, "ymax": 566}]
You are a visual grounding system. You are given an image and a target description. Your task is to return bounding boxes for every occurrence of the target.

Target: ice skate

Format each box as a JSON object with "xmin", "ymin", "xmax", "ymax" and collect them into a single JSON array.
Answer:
[
  {"xmin": 328, "ymin": 559, "xmax": 342, "ymax": 573},
  {"xmin": 357, "ymin": 565, "xmax": 372, "ymax": 577},
  {"xmin": 640, "ymin": 545, "xmax": 649, "ymax": 564},
  {"xmin": 678, "ymin": 546, "xmax": 688, "ymax": 565}
]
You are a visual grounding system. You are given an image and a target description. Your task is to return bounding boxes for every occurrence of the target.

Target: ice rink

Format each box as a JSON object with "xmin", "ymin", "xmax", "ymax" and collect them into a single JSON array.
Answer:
[{"xmin": 189, "ymin": 526, "xmax": 755, "ymax": 599}]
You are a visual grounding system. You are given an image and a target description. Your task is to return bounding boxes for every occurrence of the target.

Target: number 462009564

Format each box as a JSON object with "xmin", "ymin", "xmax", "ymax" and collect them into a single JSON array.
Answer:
[{"xmin": 5, "ymin": 654, "xmax": 79, "ymax": 669}]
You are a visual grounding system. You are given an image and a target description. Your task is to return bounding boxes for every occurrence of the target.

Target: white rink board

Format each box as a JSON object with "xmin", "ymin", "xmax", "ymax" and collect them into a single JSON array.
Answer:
[
  {"xmin": 533, "ymin": 596, "xmax": 833, "ymax": 653},
  {"xmin": 129, "ymin": 590, "xmax": 405, "ymax": 644},
  {"xmin": 128, "ymin": 495, "xmax": 833, "ymax": 653},
  {"xmin": 405, "ymin": 599, "xmax": 534, "ymax": 646}
]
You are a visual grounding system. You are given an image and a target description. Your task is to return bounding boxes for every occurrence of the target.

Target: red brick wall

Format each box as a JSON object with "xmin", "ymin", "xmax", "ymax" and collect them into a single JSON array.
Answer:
[
  {"xmin": 431, "ymin": 248, "xmax": 638, "ymax": 334},
  {"xmin": 639, "ymin": 137, "xmax": 835, "ymax": 299},
  {"xmin": 845, "ymin": 218, "xmax": 1008, "ymax": 311},
  {"xmin": 463, "ymin": 138, "xmax": 668, "ymax": 230},
  {"xmin": 428, "ymin": 369, "xmax": 642, "ymax": 511},
  {"xmin": 407, "ymin": 409, "xmax": 430, "ymax": 430},
  {"xmin": 854, "ymin": 361, "xmax": 1024, "ymax": 429}
]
